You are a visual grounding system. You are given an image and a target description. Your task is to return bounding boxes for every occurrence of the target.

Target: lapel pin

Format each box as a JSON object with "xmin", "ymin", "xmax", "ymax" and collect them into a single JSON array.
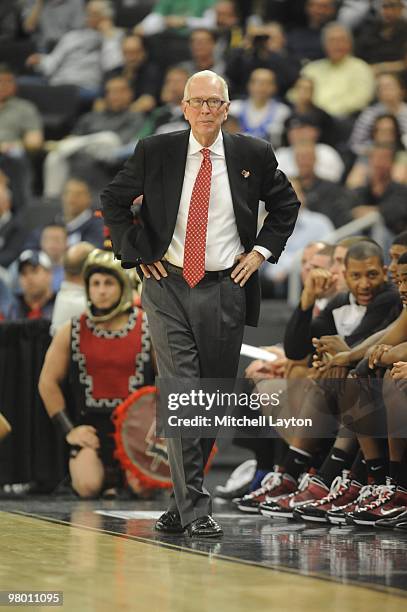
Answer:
[{"xmin": 241, "ymin": 169, "xmax": 250, "ymax": 178}]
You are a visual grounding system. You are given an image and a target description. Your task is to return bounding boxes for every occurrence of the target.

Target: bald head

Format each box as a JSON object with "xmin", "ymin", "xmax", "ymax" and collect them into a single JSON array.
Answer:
[{"xmin": 64, "ymin": 242, "xmax": 95, "ymax": 280}]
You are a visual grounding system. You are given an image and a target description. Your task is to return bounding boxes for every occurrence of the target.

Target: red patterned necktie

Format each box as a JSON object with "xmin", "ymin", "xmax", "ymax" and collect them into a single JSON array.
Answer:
[{"xmin": 183, "ymin": 147, "xmax": 212, "ymax": 288}]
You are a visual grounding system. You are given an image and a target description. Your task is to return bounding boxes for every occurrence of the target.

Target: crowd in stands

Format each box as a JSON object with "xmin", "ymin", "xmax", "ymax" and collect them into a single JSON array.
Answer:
[
  {"xmin": 1, "ymin": 0, "xmax": 407, "ymax": 306},
  {"xmin": 1, "ymin": 0, "xmax": 407, "ymax": 527}
]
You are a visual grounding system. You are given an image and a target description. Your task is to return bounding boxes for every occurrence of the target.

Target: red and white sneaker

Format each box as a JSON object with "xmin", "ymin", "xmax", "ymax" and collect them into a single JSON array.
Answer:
[
  {"xmin": 326, "ymin": 483, "xmax": 377, "ymax": 525},
  {"xmin": 260, "ymin": 473, "xmax": 329, "ymax": 519},
  {"xmin": 236, "ymin": 471, "xmax": 297, "ymax": 513},
  {"xmin": 347, "ymin": 480, "xmax": 407, "ymax": 526},
  {"xmin": 294, "ymin": 472, "xmax": 358, "ymax": 523}
]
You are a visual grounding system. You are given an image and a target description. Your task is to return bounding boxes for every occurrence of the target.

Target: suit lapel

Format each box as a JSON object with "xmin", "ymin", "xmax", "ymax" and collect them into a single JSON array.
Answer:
[
  {"xmin": 223, "ymin": 131, "xmax": 250, "ymax": 243},
  {"xmin": 163, "ymin": 130, "xmax": 190, "ymax": 231}
]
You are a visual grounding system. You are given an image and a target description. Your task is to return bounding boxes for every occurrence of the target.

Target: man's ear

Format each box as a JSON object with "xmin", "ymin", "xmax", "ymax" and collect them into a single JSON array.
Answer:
[
  {"xmin": 222, "ymin": 102, "xmax": 230, "ymax": 123},
  {"xmin": 181, "ymin": 101, "xmax": 188, "ymax": 121}
]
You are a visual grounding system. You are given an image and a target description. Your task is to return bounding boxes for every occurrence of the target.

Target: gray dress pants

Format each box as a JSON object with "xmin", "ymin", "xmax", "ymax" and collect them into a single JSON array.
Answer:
[{"xmin": 141, "ymin": 269, "xmax": 246, "ymax": 527}]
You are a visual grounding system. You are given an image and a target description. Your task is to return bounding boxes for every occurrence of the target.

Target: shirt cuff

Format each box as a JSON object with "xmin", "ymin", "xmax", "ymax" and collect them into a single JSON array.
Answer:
[{"xmin": 253, "ymin": 246, "xmax": 273, "ymax": 262}]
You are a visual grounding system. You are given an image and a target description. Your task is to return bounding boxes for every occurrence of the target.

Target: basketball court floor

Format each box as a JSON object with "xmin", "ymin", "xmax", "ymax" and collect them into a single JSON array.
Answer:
[{"xmin": 1, "ymin": 487, "xmax": 406, "ymax": 612}]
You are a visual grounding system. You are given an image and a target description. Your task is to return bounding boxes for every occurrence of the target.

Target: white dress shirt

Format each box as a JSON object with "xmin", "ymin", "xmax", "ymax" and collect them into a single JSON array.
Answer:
[
  {"xmin": 332, "ymin": 293, "xmax": 367, "ymax": 338},
  {"xmin": 165, "ymin": 131, "xmax": 271, "ymax": 270}
]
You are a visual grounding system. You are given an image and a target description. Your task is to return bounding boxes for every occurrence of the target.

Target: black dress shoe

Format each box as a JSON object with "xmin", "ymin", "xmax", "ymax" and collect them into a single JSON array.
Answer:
[
  {"xmin": 187, "ymin": 515, "xmax": 223, "ymax": 538},
  {"xmin": 154, "ymin": 511, "xmax": 185, "ymax": 534}
]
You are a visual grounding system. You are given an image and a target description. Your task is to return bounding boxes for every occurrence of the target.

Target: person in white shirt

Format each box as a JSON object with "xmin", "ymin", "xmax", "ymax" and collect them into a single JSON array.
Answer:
[
  {"xmin": 276, "ymin": 115, "xmax": 344, "ymax": 182},
  {"xmin": 229, "ymin": 68, "xmax": 291, "ymax": 148},
  {"xmin": 261, "ymin": 177, "xmax": 334, "ymax": 296},
  {"xmin": 26, "ymin": 0, "xmax": 123, "ymax": 96},
  {"xmin": 50, "ymin": 241, "xmax": 95, "ymax": 335}
]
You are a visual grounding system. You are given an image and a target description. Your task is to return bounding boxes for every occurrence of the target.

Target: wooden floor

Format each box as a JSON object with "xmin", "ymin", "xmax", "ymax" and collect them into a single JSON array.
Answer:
[{"xmin": 1, "ymin": 506, "xmax": 406, "ymax": 612}]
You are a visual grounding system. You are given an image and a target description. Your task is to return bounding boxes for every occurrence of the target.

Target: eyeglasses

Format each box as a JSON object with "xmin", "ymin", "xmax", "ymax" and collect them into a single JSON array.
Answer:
[{"xmin": 186, "ymin": 97, "xmax": 227, "ymax": 109}]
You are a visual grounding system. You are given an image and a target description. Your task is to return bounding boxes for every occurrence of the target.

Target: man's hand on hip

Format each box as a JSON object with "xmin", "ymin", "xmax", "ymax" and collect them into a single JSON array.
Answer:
[
  {"xmin": 231, "ymin": 251, "xmax": 265, "ymax": 287},
  {"xmin": 140, "ymin": 261, "xmax": 168, "ymax": 280}
]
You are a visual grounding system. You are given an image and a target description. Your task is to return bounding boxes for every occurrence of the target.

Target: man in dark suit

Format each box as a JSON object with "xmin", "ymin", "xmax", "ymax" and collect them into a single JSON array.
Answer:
[{"xmin": 101, "ymin": 70, "xmax": 300, "ymax": 537}]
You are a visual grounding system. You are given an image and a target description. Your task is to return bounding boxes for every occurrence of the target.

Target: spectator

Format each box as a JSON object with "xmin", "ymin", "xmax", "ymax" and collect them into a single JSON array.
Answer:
[
  {"xmin": 229, "ymin": 68, "xmax": 291, "ymax": 147},
  {"xmin": 349, "ymin": 73, "xmax": 407, "ymax": 155},
  {"xmin": 50, "ymin": 240, "xmax": 95, "ymax": 335},
  {"xmin": 355, "ymin": 0, "xmax": 407, "ymax": 74},
  {"xmin": 0, "ymin": 185, "xmax": 26, "ymax": 269},
  {"xmin": 134, "ymin": 0, "xmax": 216, "ymax": 37},
  {"xmin": 44, "ymin": 77, "xmax": 144, "ymax": 198},
  {"xmin": 141, "ymin": 66, "xmax": 189, "ymax": 136},
  {"xmin": 61, "ymin": 179, "xmax": 104, "ymax": 248},
  {"xmin": 287, "ymin": 0, "xmax": 337, "ymax": 63},
  {"xmin": 336, "ymin": 0, "xmax": 378, "ymax": 30},
  {"xmin": 288, "ymin": 76, "xmax": 335, "ymax": 145},
  {"xmin": 105, "ymin": 34, "xmax": 162, "ymax": 114},
  {"xmin": 294, "ymin": 140, "xmax": 355, "ymax": 227},
  {"xmin": 159, "ymin": 1, "xmax": 244, "ymax": 62},
  {"xmin": 0, "ymin": 1, "xmax": 21, "ymax": 42},
  {"xmin": 144, "ymin": 0, "xmax": 242, "ymax": 55},
  {"xmin": 260, "ymin": 178, "xmax": 334, "ymax": 298},
  {"xmin": 276, "ymin": 115, "xmax": 344, "ymax": 182},
  {"xmin": 211, "ymin": 1, "xmax": 243, "ymax": 60},
  {"xmin": 22, "ymin": 0, "xmax": 86, "ymax": 52},
  {"xmin": 40, "ymin": 223, "xmax": 67, "ymax": 292},
  {"xmin": 226, "ymin": 22, "xmax": 300, "ymax": 97},
  {"xmin": 26, "ymin": 0, "xmax": 123, "ymax": 98},
  {"xmin": 0, "ymin": 64, "xmax": 44, "ymax": 155},
  {"xmin": 180, "ymin": 28, "xmax": 226, "ymax": 76},
  {"xmin": 287, "ymin": 75, "xmax": 336, "ymax": 145},
  {"xmin": 301, "ymin": 22, "xmax": 375, "ymax": 116},
  {"xmin": 347, "ymin": 113, "xmax": 407, "ymax": 188},
  {"xmin": 300, "ymin": 240, "xmax": 329, "ymax": 284},
  {"xmin": 306, "ymin": 245, "xmax": 338, "ymax": 310},
  {"xmin": 258, "ymin": 0, "xmax": 407, "ymax": 31},
  {"xmin": 7, "ymin": 249, "xmax": 55, "ymax": 320},
  {"xmin": 352, "ymin": 143, "xmax": 407, "ymax": 237}
]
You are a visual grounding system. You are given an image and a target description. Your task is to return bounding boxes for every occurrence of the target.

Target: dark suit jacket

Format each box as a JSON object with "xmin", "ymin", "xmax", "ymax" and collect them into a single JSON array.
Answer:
[{"xmin": 101, "ymin": 129, "xmax": 300, "ymax": 326}]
